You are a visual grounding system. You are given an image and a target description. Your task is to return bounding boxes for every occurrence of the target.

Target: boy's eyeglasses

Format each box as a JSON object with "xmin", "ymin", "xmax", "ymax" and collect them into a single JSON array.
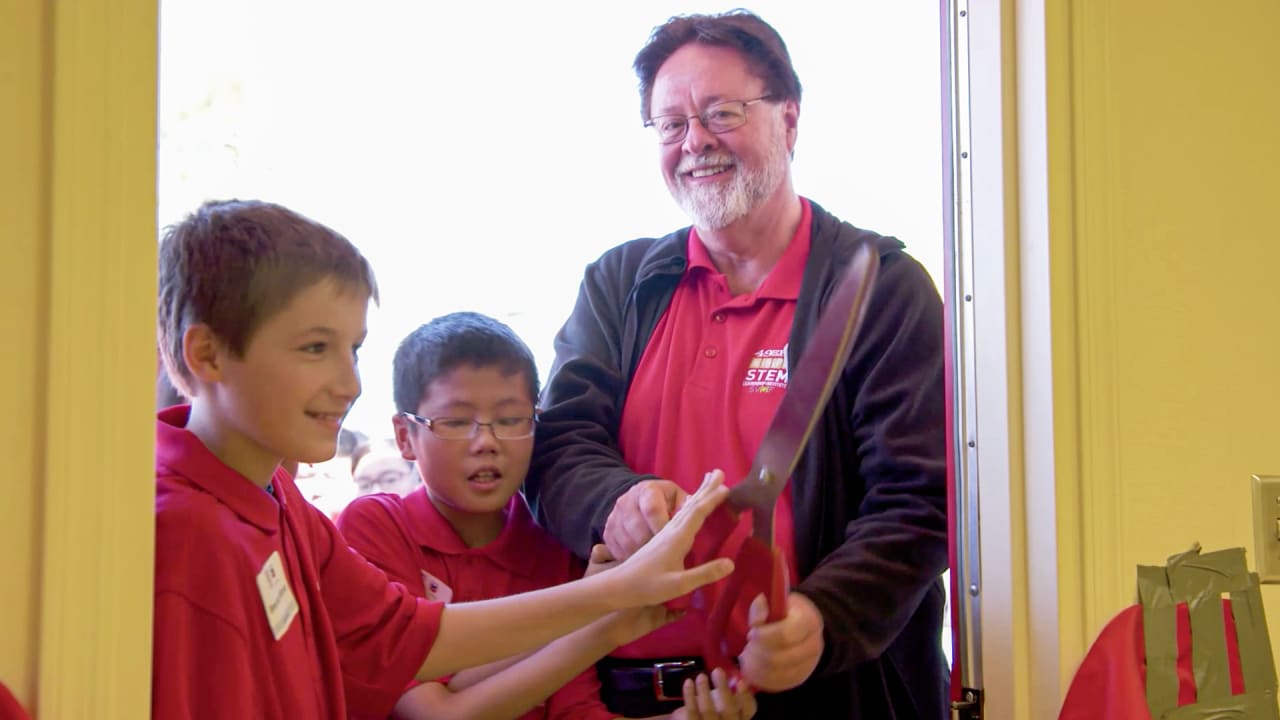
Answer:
[
  {"xmin": 400, "ymin": 411, "xmax": 538, "ymax": 440},
  {"xmin": 643, "ymin": 95, "xmax": 773, "ymax": 145}
]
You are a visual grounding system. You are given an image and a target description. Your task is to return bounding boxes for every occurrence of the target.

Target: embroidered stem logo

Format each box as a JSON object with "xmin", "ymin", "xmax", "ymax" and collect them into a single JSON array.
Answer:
[{"xmin": 742, "ymin": 344, "xmax": 789, "ymax": 393}]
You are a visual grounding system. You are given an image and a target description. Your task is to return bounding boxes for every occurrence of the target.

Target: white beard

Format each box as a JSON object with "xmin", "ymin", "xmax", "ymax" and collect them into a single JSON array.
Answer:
[{"xmin": 670, "ymin": 133, "xmax": 789, "ymax": 230}]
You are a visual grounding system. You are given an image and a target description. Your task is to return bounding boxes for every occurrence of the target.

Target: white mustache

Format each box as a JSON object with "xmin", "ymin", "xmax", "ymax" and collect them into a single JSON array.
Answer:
[{"xmin": 676, "ymin": 153, "xmax": 734, "ymax": 175}]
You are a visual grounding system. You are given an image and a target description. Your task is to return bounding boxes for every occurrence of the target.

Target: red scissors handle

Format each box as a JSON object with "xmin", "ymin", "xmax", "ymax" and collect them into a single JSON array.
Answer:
[{"xmin": 703, "ymin": 535, "xmax": 789, "ymax": 675}]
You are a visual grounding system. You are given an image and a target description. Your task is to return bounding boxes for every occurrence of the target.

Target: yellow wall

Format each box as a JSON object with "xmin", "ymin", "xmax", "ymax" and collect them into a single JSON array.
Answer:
[
  {"xmin": 1048, "ymin": 0, "xmax": 1280, "ymax": 698},
  {"xmin": 1, "ymin": 0, "xmax": 157, "ymax": 716},
  {"xmin": 1, "ymin": 0, "xmax": 49, "ymax": 705}
]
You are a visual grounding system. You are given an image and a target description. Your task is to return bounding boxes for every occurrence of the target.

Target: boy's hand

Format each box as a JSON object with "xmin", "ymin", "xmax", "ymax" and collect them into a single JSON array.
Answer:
[
  {"xmin": 672, "ymin": 668, "xmax": 757, "ymax": 720},
  {"xmin": 602, "ymin": 603, "xmax": 682, "ymax": 647},
  {"xmin": 607, "ymin": 470, "xmax": 733, "ymax": 607},
  {"xmin": 588, "ymin": 545, "xmax": 684, "ymax": 645},
  {"xmin": 739, "ymin": 592, "xmax": 824, "ymax": 692},
  {"xmin": 584, "ymin": 543, "xmax": 619, "ymax": 578}
]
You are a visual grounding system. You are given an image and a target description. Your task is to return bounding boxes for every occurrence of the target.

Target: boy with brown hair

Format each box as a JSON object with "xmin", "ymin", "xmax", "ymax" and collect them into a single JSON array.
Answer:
[
  {"xmin": 338, "ymin": 312, "xmax": 755, "ymax": 719},
  {"xmin": 153, "ymin": 199, "xmax": 734, "ymax": 719}
]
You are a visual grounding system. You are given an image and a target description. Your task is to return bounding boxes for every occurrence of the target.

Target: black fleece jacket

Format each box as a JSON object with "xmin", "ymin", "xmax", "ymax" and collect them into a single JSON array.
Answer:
[{"xmin": 525, "ymin": 201, "xmax": 949, "ymax": 719}]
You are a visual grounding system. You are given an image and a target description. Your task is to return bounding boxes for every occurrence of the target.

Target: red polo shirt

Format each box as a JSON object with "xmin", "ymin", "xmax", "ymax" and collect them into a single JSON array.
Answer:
[
  {"xmin": 615, "ymin": 199, "xmax": 811, "ymax": 659},
  {"xmin": 338, "ymin": 487, "xmax": 615, "ymax": 720},
  {"xmin": 153, "ymin": 406, "xmax": 443, "ymax": 720}
]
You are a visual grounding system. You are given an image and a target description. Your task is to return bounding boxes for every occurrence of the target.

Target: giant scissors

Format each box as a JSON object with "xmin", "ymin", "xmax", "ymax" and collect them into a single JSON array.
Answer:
[{"xmin": 702, "ymin": 240, "xmax": 880, "ymax": 675}]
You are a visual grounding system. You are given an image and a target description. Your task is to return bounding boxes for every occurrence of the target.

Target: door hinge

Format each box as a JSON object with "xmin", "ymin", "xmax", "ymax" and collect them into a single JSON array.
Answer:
[{"xmin": 951, "ymin": 687, "xmax": 983, "ymax": 720}]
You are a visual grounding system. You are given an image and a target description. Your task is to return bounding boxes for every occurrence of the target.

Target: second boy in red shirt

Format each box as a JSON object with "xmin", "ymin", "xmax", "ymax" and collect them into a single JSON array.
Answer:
[{"xmin": 339, "ymin": 312, "xmax": 755, "ymax": 720}]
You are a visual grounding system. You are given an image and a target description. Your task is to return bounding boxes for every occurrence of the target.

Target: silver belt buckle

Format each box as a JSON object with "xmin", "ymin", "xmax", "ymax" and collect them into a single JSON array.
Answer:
[{"xmin": 652, "ymin": 660, "xmax": 697, "ymax": 701}]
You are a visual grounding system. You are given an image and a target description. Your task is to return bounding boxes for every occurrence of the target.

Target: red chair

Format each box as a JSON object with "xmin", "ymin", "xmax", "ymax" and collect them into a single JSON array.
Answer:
[
  {"xmin": 0, "ymin": 682, "xmax": 30, "ymax": 720},
  {"xmin": 1059, "ymin": 546, "xmax": 1277, "ymax": 719}
]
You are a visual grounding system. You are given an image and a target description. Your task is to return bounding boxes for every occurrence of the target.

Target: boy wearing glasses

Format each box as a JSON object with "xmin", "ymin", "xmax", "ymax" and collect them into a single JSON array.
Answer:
[
  {"xmin": 337, "ymin": 312, "xmax": 755, "ymax": 720},
  {"xmin": 154, "ymin": 201, "xmax": 739, "ymax": 720}
]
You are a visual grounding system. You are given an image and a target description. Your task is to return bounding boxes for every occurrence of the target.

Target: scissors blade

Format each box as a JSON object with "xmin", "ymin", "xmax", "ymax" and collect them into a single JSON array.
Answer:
[{"xmin": 728, "ymin": 241, "xmax": 880, "ymax": 543}]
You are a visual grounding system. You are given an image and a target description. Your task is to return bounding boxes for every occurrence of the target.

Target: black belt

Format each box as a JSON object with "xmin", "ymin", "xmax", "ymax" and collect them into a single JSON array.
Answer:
[{"xmin": 596, "ymin": 656, "xmax": 706, "ymax": 716}]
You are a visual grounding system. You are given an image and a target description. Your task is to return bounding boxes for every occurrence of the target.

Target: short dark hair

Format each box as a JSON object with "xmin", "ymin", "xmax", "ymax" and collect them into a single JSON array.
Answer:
[
  {"xmin": 157, "ymin": 199, "xmax": 378, "ymax": 397},
  {"xmin": 338, "ymin": 427, "xmax": 368, "ymax": 457},
  {"xmin": 392, "ymin": 312, "xmax": 539, "ymax": 413},
  {"xmin": 633, "ymin": 9, "xmax": 802, "ymax": 121}
]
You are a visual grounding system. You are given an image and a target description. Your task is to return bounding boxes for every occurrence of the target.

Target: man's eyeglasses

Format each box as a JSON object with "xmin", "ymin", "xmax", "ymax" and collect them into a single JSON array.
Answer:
[
  {"xmin": 400, "ymin": 411, "xmax": 538, "ymax": 440},
  {"xmin": 644, "ymin": 95, "xmax": 773, "ymax": 145}
]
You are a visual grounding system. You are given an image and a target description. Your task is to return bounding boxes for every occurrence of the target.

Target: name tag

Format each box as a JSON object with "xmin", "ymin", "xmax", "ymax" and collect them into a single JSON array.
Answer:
[
  {"xmin": 421, "ymin": 569, "xmax": 453, "ymax": 603},
  {"xmin": 256, "ymin": 551, "xmax": 299, "ymax": 640}
]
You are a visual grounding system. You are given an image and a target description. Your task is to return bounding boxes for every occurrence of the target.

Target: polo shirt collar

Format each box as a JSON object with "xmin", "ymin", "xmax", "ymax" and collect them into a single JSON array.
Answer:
[
  {"xmin": 402, "ymin": 486, "xmax": 542, "ymax": 578},
  {"xmin": 686, "ymin": 197, "xmax": 813, "ymax": 301},
  {"xmin": 155, "ymin": 405, "xmax": 282, "ymax": 533}
]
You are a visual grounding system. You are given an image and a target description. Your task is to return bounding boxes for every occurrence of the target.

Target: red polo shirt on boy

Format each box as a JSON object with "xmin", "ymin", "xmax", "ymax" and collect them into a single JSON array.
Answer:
[
  {"xmin": 614, "ymin": 199, "xmax": 812, "ymax": 659},
  {"xmin": 338, "ymin": 486, "xmax": 616, "ymax": 720},
  {"xmin": 153, "ymin": 406, "xmax": 443, "ymax": 720}
]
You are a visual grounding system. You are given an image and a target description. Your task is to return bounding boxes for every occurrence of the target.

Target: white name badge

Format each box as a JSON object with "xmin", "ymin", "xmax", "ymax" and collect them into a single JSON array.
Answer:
[
  {"xmin": 256, "ymin": 551, "xmax": 299, "ymax": 641},
  {"xmin": 421, "ymin": 569, "xmax": 453, "ymax": 603}
]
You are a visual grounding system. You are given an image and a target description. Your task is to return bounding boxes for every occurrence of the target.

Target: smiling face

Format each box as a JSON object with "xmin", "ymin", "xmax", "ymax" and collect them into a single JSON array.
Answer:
[
  {"xmin": 186, "ymin": 277, "xmax": 369, "ymax": 483},
  {"xmin": 392, "ymin": 364, "xmax": 535, "ymax": 547},
  {"xmin": 651, "ymin": 43, "xmax": 798, "ymax": 230},
  {"xmin": 353, "ymin": 448, "xmax": 418, "ymax": 497}
]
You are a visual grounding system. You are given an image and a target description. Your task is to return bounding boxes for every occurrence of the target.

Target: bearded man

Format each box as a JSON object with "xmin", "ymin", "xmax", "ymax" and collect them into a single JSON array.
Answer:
[{"xmin": 524, "ymin": 10, "xmax": 950, "ymax": 720}]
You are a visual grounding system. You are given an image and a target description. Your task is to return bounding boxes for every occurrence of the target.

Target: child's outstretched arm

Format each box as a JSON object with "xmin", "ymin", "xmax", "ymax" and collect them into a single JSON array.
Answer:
[
  {"xmin": 417, "ymin": 471, "xmax": 734, "ymax": 680},
  {"xmin": 391, "ymin": 544, "xmax": 755, "ymax": 720},
  {"xmin": 391, "ymin": 605, "xmax": 667, "ymax": 720},
  {"xmin": 435, "ymin": 544, "xmax": 643, "ymax": 694}
]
